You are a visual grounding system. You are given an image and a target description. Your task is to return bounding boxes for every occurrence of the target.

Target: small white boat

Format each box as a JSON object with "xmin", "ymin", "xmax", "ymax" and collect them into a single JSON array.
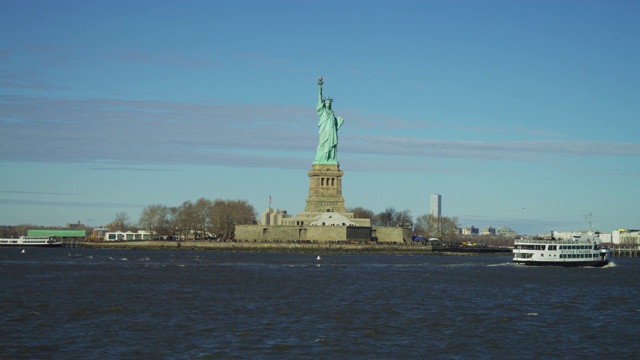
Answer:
[
  {"xmin": 0, "ymin": 236, "xmax": 62, "ymax": 248},
  {"xmin": 513, "ymin": 232, "xmax": 610, "ymax": 267}
]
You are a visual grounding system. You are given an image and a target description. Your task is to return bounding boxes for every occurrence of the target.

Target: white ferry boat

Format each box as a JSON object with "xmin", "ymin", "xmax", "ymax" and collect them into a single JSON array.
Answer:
[
  {"xmin": 0, "ymin": 236, "xmax": 62, "ymax": 247},
  {"xmin": 513, "ymin": 232, "xmax": 610, "ymax": 267}
]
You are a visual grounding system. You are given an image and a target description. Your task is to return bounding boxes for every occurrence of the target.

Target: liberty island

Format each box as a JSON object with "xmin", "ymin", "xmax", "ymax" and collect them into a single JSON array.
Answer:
[{"xmin": 234, "ymin": 78, "xmax": 410, "ymax": 243}]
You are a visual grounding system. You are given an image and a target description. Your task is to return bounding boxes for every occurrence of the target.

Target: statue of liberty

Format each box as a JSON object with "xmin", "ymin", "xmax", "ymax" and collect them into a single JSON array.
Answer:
[{"xmin": 314, "ymin": 77, "xmax": 344, "ymax": 164}]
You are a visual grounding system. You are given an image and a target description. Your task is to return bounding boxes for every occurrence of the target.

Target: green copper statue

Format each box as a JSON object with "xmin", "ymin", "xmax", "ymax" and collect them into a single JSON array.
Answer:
[{"xmin": 314, "ymin": 77, "xmax": 344, "ymax": 164}]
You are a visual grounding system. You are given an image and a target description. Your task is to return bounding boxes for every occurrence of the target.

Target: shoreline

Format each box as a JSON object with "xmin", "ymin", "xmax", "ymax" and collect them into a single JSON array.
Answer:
[{"xmin": 82, "ymin": 241, "xmax": 512, "ymax": 256}]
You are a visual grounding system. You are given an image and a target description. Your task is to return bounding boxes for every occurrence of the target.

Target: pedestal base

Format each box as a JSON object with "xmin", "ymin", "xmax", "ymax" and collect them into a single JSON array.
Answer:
[{"xmin": 304, "ymin": 164, "xmax": 346, "ymax": 213}]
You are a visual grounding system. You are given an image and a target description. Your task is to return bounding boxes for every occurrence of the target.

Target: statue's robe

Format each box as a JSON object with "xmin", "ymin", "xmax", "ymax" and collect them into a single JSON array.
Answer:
[{"xmin": 314, "ymin": 100, "xmax": 343, "ymax": 164}]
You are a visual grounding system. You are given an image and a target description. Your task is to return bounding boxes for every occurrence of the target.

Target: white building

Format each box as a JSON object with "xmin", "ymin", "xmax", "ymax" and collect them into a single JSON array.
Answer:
[
  {"xmin": 104, "ymin": 230, "xmax": 151, "ymax": 241},
  {"xmin": 260, "ymin": 208, "xmax": 292, "ymax": 226},
  {"xmin": 553, "ymin": 230, "xmax": 616, "ymax": 244},
  {"xmin": 611, "ymin": 229, "xmax": 639, "ymax": 245}
]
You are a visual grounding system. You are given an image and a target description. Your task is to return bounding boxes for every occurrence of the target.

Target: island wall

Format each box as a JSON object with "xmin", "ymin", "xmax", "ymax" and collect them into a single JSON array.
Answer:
[{"xmin": 234, "ymin": 224, "xmax": 411, "ymax": 244}]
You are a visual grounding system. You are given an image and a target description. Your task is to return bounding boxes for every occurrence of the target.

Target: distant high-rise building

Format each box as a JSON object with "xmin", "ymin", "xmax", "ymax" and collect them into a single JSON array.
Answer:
[{"xmin": 430, "ymin": 194, "xmax": 441, "ymax": 217}]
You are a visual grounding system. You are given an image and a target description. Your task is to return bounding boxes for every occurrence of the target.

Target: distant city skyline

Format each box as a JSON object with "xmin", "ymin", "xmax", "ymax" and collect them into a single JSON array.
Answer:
[{"xmin": 1, "ymin": 1, "xmax": 639, "ymax": 234}]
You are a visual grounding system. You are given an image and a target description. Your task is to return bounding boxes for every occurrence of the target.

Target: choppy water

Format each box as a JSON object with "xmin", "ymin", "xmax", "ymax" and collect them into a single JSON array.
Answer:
[{"xmin": 1, "ymin": 248, "xmax": 637, "ymax": 359}]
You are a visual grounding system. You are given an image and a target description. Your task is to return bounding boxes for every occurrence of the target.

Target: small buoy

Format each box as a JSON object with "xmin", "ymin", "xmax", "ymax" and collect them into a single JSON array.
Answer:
[
  {"xmin": 316, "ymin": 255, "xmax": 321, "ymax": 260},
  {"xmin": 21, "ymin": 249, "xmax": 25, "ymax": 253}
]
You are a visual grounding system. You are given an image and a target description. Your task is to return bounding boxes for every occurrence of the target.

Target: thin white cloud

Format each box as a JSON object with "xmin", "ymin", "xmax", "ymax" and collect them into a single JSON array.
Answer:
[
  {"xmin": 106, "ymin": 49, "xmax": 221, "ymax": 68},
  {"xmin": 1, "ymin": 95, "xmax": 637, "ymax": 170},
  {"xmin": 0, "ymin": 190, "xmax": 82, "ymax": 196},
  {"xmin": 87, "ymin": 167, "xmax": 178, "ymax": 172},
  {"xmin": 343, "ymin": 136, "xmax": 640, "ymax": 159},
  {"xmin": 0, "ymin": 198, "xmax": 142, "ymax": 209}
]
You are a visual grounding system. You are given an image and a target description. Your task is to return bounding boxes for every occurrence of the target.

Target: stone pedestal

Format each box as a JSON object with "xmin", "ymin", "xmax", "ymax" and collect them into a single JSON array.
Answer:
[{"xmin": 304, "ymin": 164, "xmax": 346, "ymax": 213}]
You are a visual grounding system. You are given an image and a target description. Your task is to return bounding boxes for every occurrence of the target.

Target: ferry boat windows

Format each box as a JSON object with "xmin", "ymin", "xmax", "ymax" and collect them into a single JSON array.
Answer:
[{"xmin": 516, "ymin": 244, "xmax": 547, "ymax": 250}]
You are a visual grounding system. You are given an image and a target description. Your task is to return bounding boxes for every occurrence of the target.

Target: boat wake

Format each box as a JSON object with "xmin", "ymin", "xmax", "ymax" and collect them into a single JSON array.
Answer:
[{"xmin": 487, "ymin": 262, "xmax": 515, "ymax": 267}]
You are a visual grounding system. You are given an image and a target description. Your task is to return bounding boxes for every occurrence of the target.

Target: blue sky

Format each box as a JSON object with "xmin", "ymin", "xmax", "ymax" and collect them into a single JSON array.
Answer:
[{"xmin": 1, "ymin": 0, "xmax": 638, "ymax": 234}]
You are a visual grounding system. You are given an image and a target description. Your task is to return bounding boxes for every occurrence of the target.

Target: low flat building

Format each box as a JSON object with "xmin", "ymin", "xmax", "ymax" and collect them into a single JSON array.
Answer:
[
  {"xmin": 28, "ymin": 229, "xmax": 86, "ymax": 242},
  {"xmin": 104, "ymin": 231, "xmax": 151, "ymax": 241}
]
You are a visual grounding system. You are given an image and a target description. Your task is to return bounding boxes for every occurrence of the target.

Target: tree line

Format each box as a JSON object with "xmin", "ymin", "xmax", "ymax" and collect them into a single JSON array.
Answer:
[
  {"xmin": 0, "ymin": 199, "xmax": 463, "ymax": 241},
  {"xmin": 1, "ymin": 201, "xmax": 511, "ymax": 245},
  {"xmin": 348, "ymin": 207, "xmax": 460, "ymax": 239},
  {"xmin": 103, "ymin": 203, "xmax": 461, "ymax": 241},
  {"xmin": 106, "ymin": 198, "xmax": 255, "ymax": 240},
  {"xmin": 413, "ymin": 214, "xmax": 460, "ymax": 239}
]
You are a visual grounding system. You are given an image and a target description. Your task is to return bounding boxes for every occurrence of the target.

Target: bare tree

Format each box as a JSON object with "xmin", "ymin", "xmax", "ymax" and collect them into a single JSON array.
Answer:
[
  {"xmin": 207, "ymin": 199, "xmax": 255, "ymax": 239},
  {"xmin": 208, "ymin": 199, "xmax": 226, "ymax": 239},
  {"xmin": 193, "ymin": 198, "xmax": 212, "ymax": 239},
  {"xmin": 413, "ymin": 214, "xmax": 460, "ymax": 240},
  {"xmin": 426, "ymin": 214, "xmax": 440, "ymax": 238},
  {"xmin": 441, "ymin": 216, "xmax": 460, "ymax": 239},
  {"xmin": 374, "ymin": 207, "xmax": 397, "ymax": 226},
  {"xmin": 224, "ymin": 199, "xmax": 256, "ymax": 239},
  {"xmin": 414, "ymin": 214, "xmax": 429, "ymax": 236},
  {"xmin": 107, "ymin": 212, "xmax": 130, "ymax": 231},
  {"xmin": 138, "ymin": 204, "xmax": 169, "ymax": 239},
  {"xmin": 0, "ymin": 224, "xmax": 35, "ymax": 238},
  {"xmin": 348, "ymin": 207, "xmax": 375, "ymax": 220},
  {"xmin": 175, "ymin": 200, "xmax": 197, "ymax": 240},
  {"xmin": 395, "ymin": 209, "xmax": 413, "ymax": 229},
  {"xmin": 167, "ymin": 206, "xmax": 180, "ymax": 238}
]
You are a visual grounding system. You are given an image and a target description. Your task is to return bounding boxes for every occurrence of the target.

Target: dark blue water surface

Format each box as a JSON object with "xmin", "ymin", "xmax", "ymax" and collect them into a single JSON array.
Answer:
[{"xmin": 1, "ymin": 248, "xmax": 637, "ymax": 359}]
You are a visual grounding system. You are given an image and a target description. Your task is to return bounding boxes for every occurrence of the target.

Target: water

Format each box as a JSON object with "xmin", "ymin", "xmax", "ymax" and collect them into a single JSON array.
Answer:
[{"xmin": 1, "ymin": 248, "xmax": 638, "ymax": 359}]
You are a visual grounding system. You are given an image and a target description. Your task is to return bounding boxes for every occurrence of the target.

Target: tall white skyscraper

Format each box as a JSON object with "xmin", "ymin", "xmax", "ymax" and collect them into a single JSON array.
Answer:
[{"xmin": 430, "ymin": 193, "xmax": 441, "ymax": 217}]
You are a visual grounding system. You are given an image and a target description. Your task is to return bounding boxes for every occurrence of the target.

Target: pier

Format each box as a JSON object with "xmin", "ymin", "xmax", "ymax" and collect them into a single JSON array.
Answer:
[
  {"xmin": 61, "ymin": 238, "xmax": 84, "ymax": 248},
  {"xmin": 610, "ymin": 248, "xmax": 639, "ymax": 258}
]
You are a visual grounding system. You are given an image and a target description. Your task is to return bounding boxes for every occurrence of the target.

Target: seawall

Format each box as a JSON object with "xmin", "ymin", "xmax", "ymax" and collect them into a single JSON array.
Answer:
[{"xmin": 83, "ymin": 241, "xmax": 512, "ymax": 256}]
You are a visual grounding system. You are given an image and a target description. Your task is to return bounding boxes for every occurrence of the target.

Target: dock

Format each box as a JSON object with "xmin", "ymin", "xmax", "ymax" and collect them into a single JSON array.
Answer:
[{"xmin": 610, "ymin": 248, "xmax": 639, "ymax": 258}]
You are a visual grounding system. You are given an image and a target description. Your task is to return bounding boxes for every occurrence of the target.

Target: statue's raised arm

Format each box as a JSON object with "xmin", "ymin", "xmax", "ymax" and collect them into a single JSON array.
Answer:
[{"xmin": 317, "ymin": 77, "xmax": 324, "ymax": 106}]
